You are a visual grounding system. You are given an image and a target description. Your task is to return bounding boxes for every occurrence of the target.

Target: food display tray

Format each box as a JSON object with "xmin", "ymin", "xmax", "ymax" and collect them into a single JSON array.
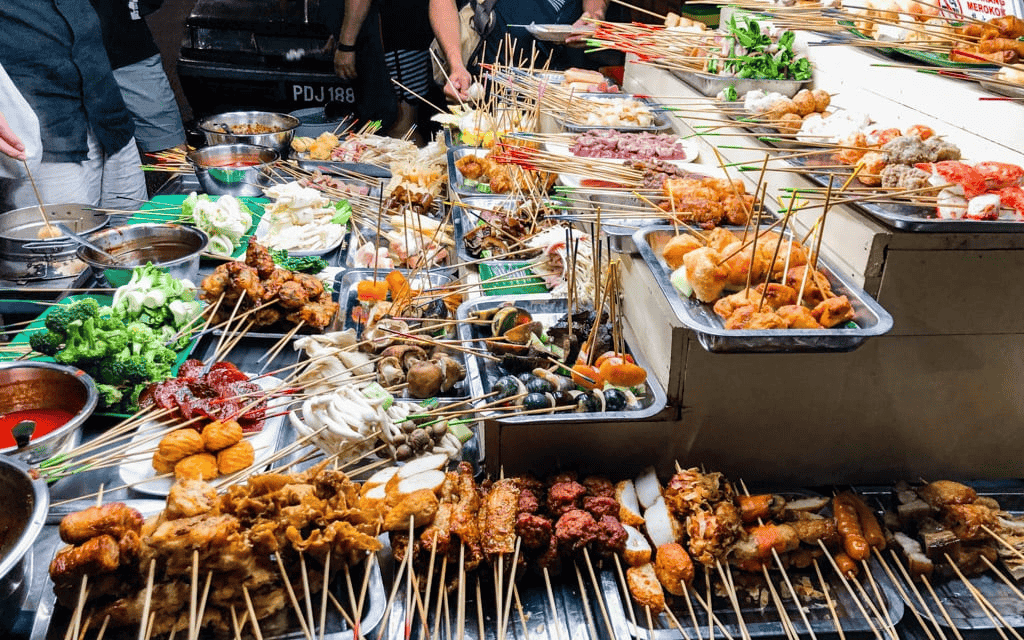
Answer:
[
  {"xmin": 30, "ymin": 509, "xmax": 388, "ymax": 640},
  {"xmin": 330, "ymin": 268, "xmax": 470, "ymax": 402},
  {"xmin": 553, "ymin": 93, "xmax": 675, "ymax": 134},
  {"xmin": 603, "ymin": 557, "xmax": 905, "ymax": 639},
  {"xmin": 633, "ymin": 226, "xmax": 894, "ymax": 353},
  {"xmin": 669, "ymin": 69, "xmax": 810, "ymax": 98},
  {"xmin": 380, "ymin": 555, "xmax": 630, "ymax": 640},
  {"xmin": 447, "ymin": 146, "xmax": 514, "ymax": 200},
  {"xmin": 789, "ymin": 154, "xmax": 1024, "ymax": 233},
  {"xmin": 456, "ymin": 294, "xmax": 668, "ymax": 424},
  {"xmin": 451, "ymin": 194, "xmax": 545, "ymax": 266},
  {"xmin": 127, "ymin": 194, "xmax": 268, "ymax": 261},
  {"xmin": 344, "ymin": 220, "xmax": 458, "ymax": 274},
  {"xmin": 858, "ymin": 487, "xmax": 1024, "ymax": 635},
  {"xmin": 294, "ymin": 159, "xmax": 392, "ymax": 179}
]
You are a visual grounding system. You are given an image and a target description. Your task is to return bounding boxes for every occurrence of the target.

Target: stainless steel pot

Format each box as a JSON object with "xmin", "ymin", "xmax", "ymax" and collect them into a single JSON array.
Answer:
[
  {"xmin": 198, "ymin": 110, "xmax": 299, "ymax": 159},
  {"xmin": 0, "ymin": 455, "xmax": 49, "ymax": 631},
  {"xmin": 0, "ymin": 362, "xmax": 98, "ymax": 464},
  {"xmin": 0, "ymin": 204, "xmax": 108, "ymax": 282},
  {"xmin": 75, "ymin": 223, "xmax": 208, "ymax": 288}
]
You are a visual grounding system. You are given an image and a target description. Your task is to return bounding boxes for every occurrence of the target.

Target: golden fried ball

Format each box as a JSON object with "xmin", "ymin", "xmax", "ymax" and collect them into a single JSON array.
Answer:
[
  {"xmin": 157, "ymin": 429, "xmax": 204, "ymax": 464},
  {"xmin": 812, "ymin": 89, "xmax": 831, "ymax": 113},
  {"xmin": 217, "ymin": 440, "xmax": 255, "ymax": 475},
  {"xmin": 202, "ymin": 420, "xmax": 243, "ymax": 452},
  {"xmin": 764, "ymin": 98, "xmax": 796, "ymax": 123},
  {"xmin": 152, "ymin": 451, "xmax": 176, "ymax": 475},
  {"xmin": 791, "ymin": 90, "xmax": 816, "ymax": 117},
  {"xmin": 174, "ymin": 453, "xmax": 220, "ymax": 481},
  {"xmin": 776, "ymin": 112, "xmax": 803, "ymax": 134}
]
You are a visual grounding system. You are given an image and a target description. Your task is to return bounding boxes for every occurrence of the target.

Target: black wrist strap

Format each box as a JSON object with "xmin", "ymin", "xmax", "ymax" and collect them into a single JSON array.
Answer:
[{"xmin": 337, "ymin": 42, "xmax": 356, "ymax": 52}]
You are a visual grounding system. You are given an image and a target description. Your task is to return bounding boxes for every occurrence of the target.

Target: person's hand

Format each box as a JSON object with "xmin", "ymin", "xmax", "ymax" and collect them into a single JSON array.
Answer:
[
  {"xmin": 0, "ymin": 112, "xmax": 26, "ymax": 161},
  {"xmin": 444, "ymin": 65, "xmax": 472, "ymax": 102},
  {"xmin": 334, "ymin": 48, "xmax": 357, "ymax": 80},
  {"xmin": 566, "ymin": 11, "xmax": 601, "ymax": 46}
]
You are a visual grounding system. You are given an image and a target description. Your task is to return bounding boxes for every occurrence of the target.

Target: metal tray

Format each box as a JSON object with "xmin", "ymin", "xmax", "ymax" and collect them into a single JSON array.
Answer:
[
  {"xmin": 456, "ymin": 294, "xmax": 668, "ymax": 424},
  {"xmin": 330, "ymin": 268, "xmax": 470, "ymax": 402},
  {"xmin": 604, "ymin": 557, "xmax": 905, "ymax": 639},
  {"xmin": 344, "ymin": 219, "xmax": 457, "ymax": 274},
  {"xmin": 447, "ymin": 146, "xmax": 534, "ymax": 200},
  {"xmin": 553, "ymin": 93, "xmax": 675, "ymax": 134},
  {"xmin": 859, "ymin": 487, "xmax": 1024, "ymax": 634},
  {"xmin": 380, "ymin": 553, "xmax": 630, "ymax": 640},
  {"xmin": 189, "ymin": 332, "xmax": 305, "ymax": 376},
  {"xmin": 295, "ymin": 159, "xmax": 392, "ymax": 179},
  {"xmin": 452, "ymin": 194, "xmax": 558, "ymax": 265},
  {"xmin": 789, "ymin": 154, "xmax": 1024, "ymax": 233},
  {"xmin": 31, "ymin": 525, "xmax": 387, "ymax": 640},
  {"xmin": 634, "ymin": 226, "xmax": 894, "ymax": 354},
  {"xmin": 670, "ymin": 69, "xmax": 810, "ymax": 98}
]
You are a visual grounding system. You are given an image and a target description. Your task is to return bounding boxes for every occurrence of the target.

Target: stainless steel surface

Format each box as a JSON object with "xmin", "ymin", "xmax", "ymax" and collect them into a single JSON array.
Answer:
[
  {"xmin": 604, "ymin": 556, "xmax": 904, "ymax": 638},
  {"xmin": 634, "ymin": 225, "xmax": 894, "ymax": 353},
  {"xmin": 670, "ymin": 69, "xmax": 810, "ymax": 98},
  {"xmin": 451, "ymin": 194, "xmax": 529, "ymax": 265},
  {"xmin": 0, "ymin": 204, "xmax": 107, "ymax": 282},
  {"xmin": 790, "ymin": 155, "xmax": 1024, "ymax": 232},
  {"xmin": 188, "ymin": 143, "xmax": 280, "ymax": 197},
  {"xmin": 0, "ymin": 455, "xmax": 48, "ymax": 634},
  {"xmin": 456, "ymin": 294, "xmax": 668, "ymax": 423},
  {"xmin": 198, "ymin": 110, "xmax": 300, "ymax": 159},
  {"xmin": 295, "ymin": 159, "xmax": 392, "ymax": 179},
  {"xmin": 555, "ymin": 93, "xmax": 675, "ymax": 133},
  {"xmin": 54, "ymin": 223, "xmax": 122, "ymax": 266},
  {"xmin": 0, "ymin": 362, "xmax": 97, "ymax": 464},
  {"xmin": 75, "ymin": 223, "xmax": 208, "ymax": 287}
]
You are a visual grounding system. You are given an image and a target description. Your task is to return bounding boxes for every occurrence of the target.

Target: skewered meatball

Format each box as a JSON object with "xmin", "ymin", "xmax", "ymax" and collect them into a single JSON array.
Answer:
[
  {"xmin": 584, "ymin": 496, "xmax": 621, "ymax": 519},
  {"xmin": 518, "ymin": 488, "xmax": 541, "ymax": 514},
  {"xmin": 555, "ymin": 509, "xmax": 598, "ymax": 553},
  {"xmin": 516, "ymin": 513, "xmax": 554, "ymax": 549},
  {"xmin": 582, "ymin": 476, "xmax": 615, "ymax": 498},
  {"xmin": 174, "ymin": 453, "xmax": 219, "ymax": 481},
  {"xmin": 278, "ymin": 281, "xmax": 309, "ymax": 309},
  {"xmin": 593, "ymin": 514, "xmax": 628, "ymax": 555},
  {"xmin": 246, "ymin": 242, "xmax": 275, "ymax": 279},
  {"xmin": 811, "ymin": 89, "xmax": 831, "ymax": 112},
  {"xmin": 548, "ymin": 481, "xmax": 587, "ymax": 518}
]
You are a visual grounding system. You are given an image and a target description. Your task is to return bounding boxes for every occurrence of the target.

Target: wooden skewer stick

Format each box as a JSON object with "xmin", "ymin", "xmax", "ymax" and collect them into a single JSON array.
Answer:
[
  {"xmin": 543, "ymin": 566, "xmax": 568, "ymax": 640},
  {"xmin": 813, "ymin": 559, "xmax": 847, "ymax": 640},
  {"xmin": 715, "ymin": 559, "xmax": 752, "ymax": 640},
  {"xmin": 319, "ymin": 551, "xmax": 332, "ymax": 640},
  {"xmin": 372, "ymin": 541, "xmax": 408, "ymax": 640},
  {"xmin": 242, "ymin": 585, "xmax": 266, "ymax": 640},
  {"xmin": 299, "ymin": 551, "xmax": 317, "ymax": 637},
  {"xmin": 684, "ymin": 576, "xmax": 734, "ymax": 640},
  {"xmin": 475, "ymin": 578, "xmax": 487, "ymax": 639},
  {"xmin": 456, "ymin": 544, "xmax": 467, "ymax": 640},
  {"xmin": 581, "ymin": 547, "xmax": 616, "ymax": 639},
  {"xmin": 816, "ymin": 541, "xmax": 884, "ymax": 640},
  {"xmin": 137, "ymin": 559, "xmax": 157, "ymax": 640},
  {"xmin": 920, "ymin": 574, "xmax": 966, "ymax": 640},
  {"xmin": 886, "ymin": 549, "xmax": 948, "ymax": 640},
  {"xmin": 944, "ymin": 553, "xmax": 1019, "ymax": 640},
  {"xmin": 193, "ymin": 571, "xmax": 213, "ymax": 640},
  {"xmin": 189, "ymin": 550, "xmax": 199, "ymax": 640},
  {"xmin": 430, "ymin": 556, "xmax": 449, "ymax": 640},
  {"xmin": 868, "ymin": 551, "xmax": 933, "ymax": 640},
  {"xmin": 573, "ymin": 561, "xmax": 601, "ymax": 640},
  {"xmin": 862, "ymin": 561, "xmax": 899, "ymax": 637}
]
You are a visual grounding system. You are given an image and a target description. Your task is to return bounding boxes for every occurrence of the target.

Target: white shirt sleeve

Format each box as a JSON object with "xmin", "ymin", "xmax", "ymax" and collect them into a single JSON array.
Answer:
[{"xmin": 0, "ymin": 61, "xmax": 42, "ymax": 179}]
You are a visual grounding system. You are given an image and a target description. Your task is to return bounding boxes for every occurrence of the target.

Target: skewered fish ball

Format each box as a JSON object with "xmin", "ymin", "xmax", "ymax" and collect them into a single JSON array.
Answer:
[
  {"xmin": 202, "ymin": 419, "xmax": 243, "ymax": 452},
  {"xmin": 217, "ymin": 440, "xmax": 255, "ymax": 475},
  {"xmin": 174, "ymin": 453, "xmax": 219, "ymax": 481},
  {"xmin": 157, "ymin": 429, "xmax": 204, "ymax": 464}
]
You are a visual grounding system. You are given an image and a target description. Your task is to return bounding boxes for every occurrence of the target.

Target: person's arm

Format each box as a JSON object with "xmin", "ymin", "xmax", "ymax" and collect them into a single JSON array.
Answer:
[
  {"xmin": 335, "ymin": 0, "xmax": 372, "ymax": 80},
  {"xmin": 567, "ymin": 0, "xmax": 608, "ymax": 44},
  {"xmin": 0, "ymin": 111, "xmax": 26, "ymax": 161},
  {"xmin": 429, "ymin": 0, "xmax": 471, "ymax": 101}
]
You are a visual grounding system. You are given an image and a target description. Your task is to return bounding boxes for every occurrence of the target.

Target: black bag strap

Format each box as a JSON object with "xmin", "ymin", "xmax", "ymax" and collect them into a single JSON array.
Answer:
[{"xmin": 470, "ymin": 0, "xmax": 500, "ymax": 38}]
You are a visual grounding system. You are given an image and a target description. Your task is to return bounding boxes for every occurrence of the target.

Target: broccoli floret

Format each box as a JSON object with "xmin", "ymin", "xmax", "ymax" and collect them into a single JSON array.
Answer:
[
  {"xmin": 121, "ymin": 354, "xmax": 154, "ymax": 384},
  {"xmin": 96, "ymin": 384, "xmax": 123, "ymax": 409},
  {"xmin": 67, "ymin": 298, "xmax": 100, "ymax": 322},
  {"xmin": 96, "ymin": 313, "xmax": 126, "ymax": 333},
  {"xmin": 61, "ymin": 316, "xmax": 109, "ymax": 363},
  {"xmin": 120, "ymin": 383, "xmax": 149, "ymax": 413},
  {"xmin": 123, "ymin": 323, "xmax": 156, "ymax": 356},
  {"xmin": 95, "ymin": 358, "xmax": 124, "ymax": 385},
  {"xmin": 29, "ymin": 329, "xmax": 64, "ymax": 356},
  {"xmin": 43, "ymin": 305, "xmax": 74, "ymax": 335}
]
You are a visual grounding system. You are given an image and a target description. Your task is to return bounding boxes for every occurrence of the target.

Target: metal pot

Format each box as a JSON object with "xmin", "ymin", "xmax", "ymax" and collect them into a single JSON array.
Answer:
[
  {"xmin": 0, "ymin": 204, "xmax": 108, "ymax": 282},
  {"xmin": 0, "ymin": 362, "xmax": 98, "ymax": 464},
  {"xmin": 188, "ymin": 143, "xmax": 279, "ymax": 197},
  {"xmin": 198, "ymin": 110, "xmax": 299, "ymax": 159},
  {"xmin": 0, "ymin": 453, "xmax": 50, "ymax": 632},
  {"xmin": 75, "ymin": 223, "xmax": 208, "ymax": 287}
]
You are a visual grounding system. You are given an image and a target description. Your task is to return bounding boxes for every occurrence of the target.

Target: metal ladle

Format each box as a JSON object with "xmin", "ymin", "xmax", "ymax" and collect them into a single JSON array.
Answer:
[
  {"xmin": 54, "ymin": 223, "xmax": 126, "ymax": 266},
  {"xmin": 11, "ymin": 420, "xmax": 34, "ymax": 449}
]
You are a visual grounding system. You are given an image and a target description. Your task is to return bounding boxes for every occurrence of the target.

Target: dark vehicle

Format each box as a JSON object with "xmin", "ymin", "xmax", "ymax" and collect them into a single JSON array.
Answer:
[{"xmin": 177, "ymin": 0, "xmax": 355, "ymax": 120}]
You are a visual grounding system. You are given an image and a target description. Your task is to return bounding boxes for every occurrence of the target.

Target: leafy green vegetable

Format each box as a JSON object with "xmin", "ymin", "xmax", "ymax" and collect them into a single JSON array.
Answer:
[
  {"xmin": 723, "ymin": 85, "xmax": 739, "ymax": 102},
  {"xmin": 270, "ymin": 249, "xmax": 328, "ymax": 274},
  {"xmin": 331, "ymin": 199, "xmax": 352, "ymax": 226},
  {"xmin": 716, "ymin": 16, "xmax": 811, "ymax": 82}
]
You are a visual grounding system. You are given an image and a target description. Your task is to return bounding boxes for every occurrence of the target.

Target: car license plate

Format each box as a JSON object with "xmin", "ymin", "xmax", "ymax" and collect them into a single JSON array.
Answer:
[{"xmin": 290, "ymin": 84, "xmax": 355, "ymax": 105}]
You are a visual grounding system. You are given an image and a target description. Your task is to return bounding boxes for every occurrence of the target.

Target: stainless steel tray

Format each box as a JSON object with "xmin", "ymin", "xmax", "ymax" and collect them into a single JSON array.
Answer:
[
  {"xmin": 295, "ymin": 159, "xmax": 392, "ymax": 179},
  {"xmin": 860, "ymin": 487, "xmax": 1024, "ymax": 634},
  {"xmin": 456, "ymin": 294, "xmax": 668, "ymax": 424},
  {"xmin": 634, "ymin": 225, "xmax": 894, "ymax": 353},
  {"xmin": 603, "ymin": 557, "xmax": 905, "ymax": 638},
  {"xmin": 788, "ymin": 154, "xmax": 1024, "ymax": 233},
  {"xmin": 344, "ymin": 219, "xmax": 457, "ymax": 273},
  {"xmin": 331, "ymin": 268, "xmax": 469, "ymax": 402},
  {"xmin": 453, "ymin": 195, "xmax": 563, "ymax": 265},
  {"xmin": 670, "ymin": 69, "xmax": 810, "ymax": 98},
  {"xmin": 447, "ymin": 146, "xmax": 523, "ymax": 200},
  {"xmin": 553, "ymin": 93, "xmax": 675, "ymax": 134}
]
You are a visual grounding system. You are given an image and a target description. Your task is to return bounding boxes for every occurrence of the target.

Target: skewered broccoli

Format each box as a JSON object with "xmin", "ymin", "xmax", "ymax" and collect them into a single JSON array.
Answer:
[
  {"xmin": 29, "ymin": 329, "xmax": 63, "ymax": 356},
  {"xmin": 95, "ymin": 384, "xmax": 123, "ymax": 409}
]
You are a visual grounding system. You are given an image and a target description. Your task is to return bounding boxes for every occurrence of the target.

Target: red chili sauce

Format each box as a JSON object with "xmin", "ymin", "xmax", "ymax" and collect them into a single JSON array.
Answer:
[
  {"xmin": 0, "ymin": 408, "xmax": 74, "ymax": 448},
  {"xmin": 204, "ymin": 158, "xmax": 261, "ymax": 168}
]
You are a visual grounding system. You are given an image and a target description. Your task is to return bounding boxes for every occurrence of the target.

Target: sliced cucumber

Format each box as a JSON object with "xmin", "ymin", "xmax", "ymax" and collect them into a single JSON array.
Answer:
[{"xmin": 670, "ymin": 265, "xmax": 693, "ymax": 298}]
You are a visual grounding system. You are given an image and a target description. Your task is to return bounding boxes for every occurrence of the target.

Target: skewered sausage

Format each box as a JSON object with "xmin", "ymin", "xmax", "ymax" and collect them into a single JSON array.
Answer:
[
  {"xmin": 834, "ymin": 551, "xmax": 859, "ymax": 578},
  {"xmin": 49, "ymin": 535, "xmax": 121, "ymax": 582},
  {"xmin": 58, "ymin": 503, "xmax": 145, "ymax": 544},
  {"xmin": 846, "ymin": 493, "xmax": 887, "ymax": 550},
  {"xmin": 833, "ymin": 494, "xmax": 870, "ymax": 561}
]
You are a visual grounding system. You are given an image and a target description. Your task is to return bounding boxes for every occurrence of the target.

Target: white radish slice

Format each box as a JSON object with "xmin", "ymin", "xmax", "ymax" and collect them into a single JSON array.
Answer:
[
  {"xmin": 615, "ymin": 479, "xmax": 645, "ymax": 527},
  {"xmin": 397, "ymin": 452, "xmax": 449, "ymax": 479},
  {"xmin": 644, "ymin": 496, "xmax": 677, "ymax": 548},
  {"xmin": 396, "ymin": 469, "xmax": 447, "ymax": 496},
  {"xmin": 635, "ymin": 466, "xmax": 662, "ymax": 510},
  {"xmin": 623, "ymin": 524, "xmax": 653, "ymax": 566},
  {"xmin": 361, "ymin": 483, "xmax": 387, "ymax": 507}
]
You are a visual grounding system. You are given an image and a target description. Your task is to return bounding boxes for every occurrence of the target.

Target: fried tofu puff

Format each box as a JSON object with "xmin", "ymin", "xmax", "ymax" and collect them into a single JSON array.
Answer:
[
  {"xmin": 216, "ymin": 440, "xmax": 255, "ymax": 475},
  {"xmin": 174, "ymin": 453, "xmax": 220, "ymax": 481}
]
